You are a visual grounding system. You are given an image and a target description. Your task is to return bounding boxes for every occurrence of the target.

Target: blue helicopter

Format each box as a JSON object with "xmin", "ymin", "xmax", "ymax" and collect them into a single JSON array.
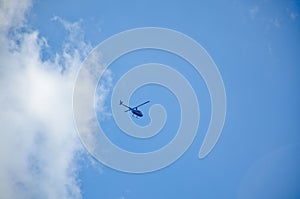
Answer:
[{"xmin": 119, "ymin": 100, "xmax": 150, "ymax": 118}]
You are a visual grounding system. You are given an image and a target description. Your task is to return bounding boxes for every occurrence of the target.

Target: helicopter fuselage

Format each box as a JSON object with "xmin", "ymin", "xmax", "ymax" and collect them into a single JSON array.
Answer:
[
  {"xmin": 131, "ymin": 109, "xmax": 143, "ymax": 117},
  {"xmin": 120, "ymin": 100, "xmax": 149, "ymax": 118}
]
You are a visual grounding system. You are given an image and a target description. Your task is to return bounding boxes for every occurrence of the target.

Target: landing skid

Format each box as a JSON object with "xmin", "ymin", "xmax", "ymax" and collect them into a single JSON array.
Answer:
[{"xmin": 132, "ymin": 114, "xmax": 140, "ymax": 119}]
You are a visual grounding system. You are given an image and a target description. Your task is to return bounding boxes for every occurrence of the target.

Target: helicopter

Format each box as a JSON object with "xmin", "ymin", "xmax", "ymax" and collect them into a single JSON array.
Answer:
[{"xmin": 119, "ymin": 100, "xmax": 150, "ymax": 118}]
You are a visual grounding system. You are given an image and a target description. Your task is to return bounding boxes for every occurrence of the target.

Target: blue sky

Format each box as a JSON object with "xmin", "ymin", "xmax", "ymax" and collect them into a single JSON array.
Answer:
[{"xmin": 1, "ymin": 0, "xmax": 300, "ymax": 199}]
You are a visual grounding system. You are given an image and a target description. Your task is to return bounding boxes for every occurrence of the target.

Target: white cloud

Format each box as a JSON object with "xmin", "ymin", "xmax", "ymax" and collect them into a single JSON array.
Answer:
[
  {"xmin": 96, "ymin": 69, "xmax": 113, "ymax": 120},
  {"xmin": 0, "ymin": 0, "xmax": 31, "ymax": 32},
  {"xmin": 0, "ymin": 0, "xmax": 107, "ymax": 198}
]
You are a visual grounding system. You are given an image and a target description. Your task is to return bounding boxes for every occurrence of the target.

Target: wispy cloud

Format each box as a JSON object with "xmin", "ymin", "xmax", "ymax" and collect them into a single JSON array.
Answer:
[
  {"xmin": 0, "ymin": 1, "xmax": 104, "ymax": 198},
  {"xmin": 270, "ymin": 17, "xmax": 281, "ymax": 28},
  {"xmin": 249, "ymin": 6, "xmax": 259, "ymax": 19},
  {"xmin": 290, "ymin": 12, "xmax": 298, "ymax": 21}
]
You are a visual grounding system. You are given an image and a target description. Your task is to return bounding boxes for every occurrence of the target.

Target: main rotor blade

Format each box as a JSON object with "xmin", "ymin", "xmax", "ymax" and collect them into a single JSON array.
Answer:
[
  {"xmin": 134, "ymin": 100, "xmax": 150, "ymax": 108},
  {"xmin": 120, "ymin": 102, "xmax": 131, "ymax": 109}
]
